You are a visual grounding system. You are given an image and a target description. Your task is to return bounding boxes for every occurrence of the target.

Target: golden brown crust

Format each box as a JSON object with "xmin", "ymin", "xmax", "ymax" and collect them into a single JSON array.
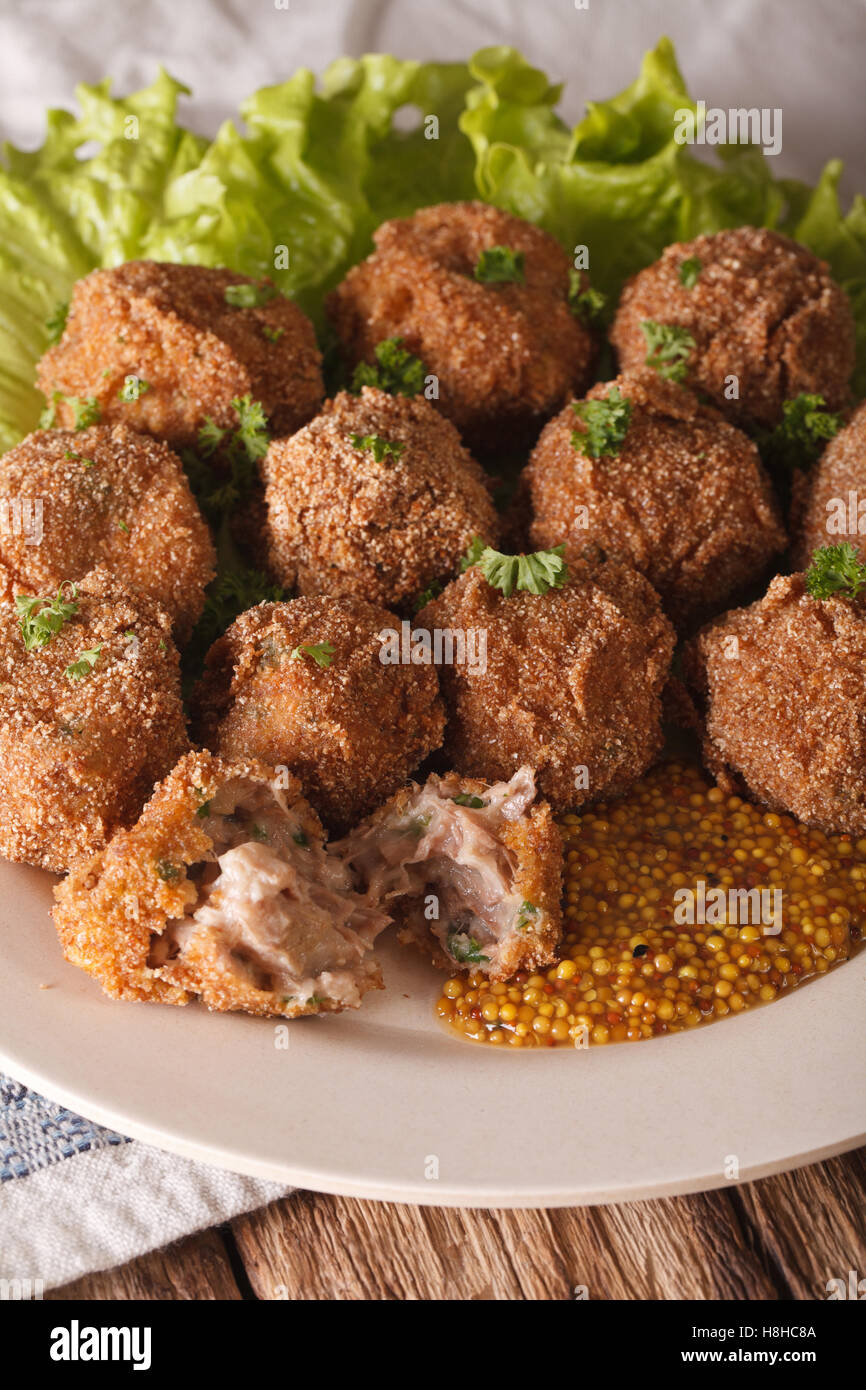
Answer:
[
  {"xmin": 792, "ymin": 400, "xmax": 866, "ymax": 569},
  {"xmin": 37, "ymin": 261, "xmax": 324, "ymax": 449},
  {"xmin": 52, "ymin": 749, "xmax": 377, "ymax": 1016},
  {"xmin": 0, "ymin": 424, "xmax": 215, "ymax": 643},
  {"xmin": 417, "ymin": 560, "xmax": 675, "ymax": 814},
  {"xmin": 326, "ymin": 200, "xmax": 595, "ymax": 453},
  {"xmin": 0, "ymin": 566, "xmax": 189, "ymax": 871},
  {"xmin": 192, "ymin": 595, "xmax": 445, "ymax": 834},
  {"xmin": 527, "ymin": 371, "xmax": 786, "ymax": 626},
  {"xmin": 263, "ymin": 387, "xmax": 499, "ymax": 607},
  {"xmin": 685, "ymin": 571, "xmax": 866, "ymax": 834},
  {"xmin": 610, "ymin": 227, "xmax": 854, "ymax": 427},
  {"xmin": 345, "ymin": 769, "xmax": 563, "ymax": 980}
]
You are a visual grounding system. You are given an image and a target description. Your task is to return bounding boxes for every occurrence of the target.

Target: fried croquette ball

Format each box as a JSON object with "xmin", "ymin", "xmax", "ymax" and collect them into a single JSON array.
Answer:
[
  {"xmin": 792, "ymin": 400, "xmax": 866, "ymax": 569},
  {"xmin": 527, "ymin": 371, "xmax": 786, "ymax": 627},
  {"xmin": 416, "ymin": 558, "xmax": 675, "ymax": 814},
  {"xmin": 610, "ymin": 228, "xmax": 855, "ymax": 427},
  {"xmin": 326, "ymin": 200, "xmax": 595, "ymax": 453},
  {"xmin": 0, "ymin": 566, "xmax": 188, "ymax": 871},
  {"xmin": 685, "ymin": 572, "xmax": 866, "ymax": 834},
  {"xmin": 37, "ymin": 260, "xmax": 324, "ymax": 450},
  {"xmin": 52, "ymin": 750, "xmax": 389, "ymax": 1016},
  {"xmin": 336, "ymin": 766, "xmax": 562, "ymax": 982},
  {"xmin": 262, "ymin": 387, "xmax": 499, "ymax": 607},
  {"xmin": 0, "ymin": 424, "xmax": 216, "ymax": 642},
  {"xmin": 193, "ymin": 595, "xmax": 445, "ymax": 834}
]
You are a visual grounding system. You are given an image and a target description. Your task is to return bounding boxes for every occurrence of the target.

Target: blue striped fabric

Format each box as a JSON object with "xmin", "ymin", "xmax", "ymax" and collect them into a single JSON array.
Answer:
[{"xmin": 0, "ymin": 1073, "xmax": 128, "ymax": 1182}]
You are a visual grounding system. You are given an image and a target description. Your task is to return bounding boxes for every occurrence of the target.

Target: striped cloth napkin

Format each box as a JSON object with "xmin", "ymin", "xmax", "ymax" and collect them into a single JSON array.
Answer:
[{"xmin": 0, "ymin": 1073, "xmax": 286, "ymax": 1293}]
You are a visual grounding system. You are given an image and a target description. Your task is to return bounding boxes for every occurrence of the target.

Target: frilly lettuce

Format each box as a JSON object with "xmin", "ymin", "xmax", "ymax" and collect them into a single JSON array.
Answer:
[{"xmin": 1, "ymin": 39, "xmax": 865, "ymax": 452}]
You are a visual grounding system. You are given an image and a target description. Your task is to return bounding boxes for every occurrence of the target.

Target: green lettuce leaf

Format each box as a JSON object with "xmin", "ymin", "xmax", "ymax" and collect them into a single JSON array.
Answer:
[{"xmin": 1, "ymin": 38, "xmax": 865, "ymax": 455}]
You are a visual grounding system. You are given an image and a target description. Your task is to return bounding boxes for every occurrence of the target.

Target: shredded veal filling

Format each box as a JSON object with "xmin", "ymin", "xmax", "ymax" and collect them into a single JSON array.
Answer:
[
  {"xmin": 155, "ymin": 779, "xmax": 388, "ymax": 1008},
  {"xmin": 335, "ymin": 767, "xmax": 541, "ymax": 974}
]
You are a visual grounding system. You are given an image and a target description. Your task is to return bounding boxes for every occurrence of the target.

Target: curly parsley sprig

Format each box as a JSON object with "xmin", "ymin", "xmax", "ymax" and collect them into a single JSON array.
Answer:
[
  {"xmin": 17, "ymin": 583, "xmax": 79, "ymax": 650},
  {"xmin": 571, "ymin": 386, "xmax": 632, "ymax": 459},
  {"xmin": 568, "ymin": 274, "xmax": 607, "ymax": 325},
  {"xmin": 471, "ymin": 544, "xmax": 569, "ymax": 598},
  {"xmin": 805, "ymin": 544, "xmax": 866, "ymax": 601},
  {"xmin": 290, "ymin": 641, "xmax": 335, "ymax": 669},
  {"xmin": 640, "ymin": 320, "xmax": 695, "ymax": 382},
  {"xmin": 474, "ymin": 246, "xmax": 525, "ymax": 285},
  {"xmin": 351, "ymin": 337, "xmax": 426, "ymax": 397},
  {"xmin": 349, "ymin": 432, "xmax": 405, "ymax": 464},
  {"xmin": 757, "ymin": 393, "xmax": 844, "ymax": 472}
]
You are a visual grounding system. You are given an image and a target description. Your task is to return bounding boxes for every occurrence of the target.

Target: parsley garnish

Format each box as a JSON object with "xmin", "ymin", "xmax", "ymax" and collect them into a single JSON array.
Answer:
[
  {"xmin": 474, "ymin": 246, "xmax": 525, "ymax": 285},
  {"xmin": 478, "ymin": 545, "xmax": 569, "ymax": 598},
  {"xmin": 414, "ymin": 580, "xmax": 443, "ymax": 612},
  {"xmin": 182, "ymin": 568, "xmax": 286, "ymax": 698},
  {"xmin": 348, "ymin": 432, "xmax": 405, "ymax": 464},
  {"xmin": 262, "ymin": 325, "xmax": 284, "ymax": 343},
  {"xmin": 249, "ymin": 823, "xmax": 269, "ymax": 843},
  {"xmin": 118, "ymin": 375, "xmax": 150, "ymax": 402},
  {"xmin": 757, "ymin": 393, "xmax": 843, "ymax": 472},
  {"xmin": 17, "ymin": 583, "xmax": 78, "ymax": 650},
  {"xmin": 406, "ymin": 812, "xmax": 432, "ymax": 838},
  {"xmin": 307, "ymin": 994, "xmax": 325, "ymax": 1007},
  {"xmin": 641, "ymin": 321, "xmax": 695, "ymax": 382},
  {"xmin": 69, "ymin": 396, "xmax": 102, "ymax": 429},
  {"xmin": 188, "ymin": 395, "xmax": 271, "ymax": 523},
  {"xmin": 39, "ymin": 392, "xmax": 62, "ymax": 428},
  {"xmin": 64, "ymin": 448, "xmax": 94, "ymax": 467},
  {"xmin": 156, "ymin": 860, "xmax": 181, "ymax": 882},
  {"xmin": 447, "ymin": 931, "xmax": 490, "ymax": 965},
  {"xmin": 224, "ymin": 281, "xmax": 278, "ymax": 309},
  {"xmin": 117, "ymin": 519, "xmax": 130, "ymax": 534},
  {"xmin": 516, "ymin": 900, "xmax": 538, "ymax": 931},
  {"xmin": 571, "ymin": 386, "xmax": 632, "ymax": 459},
  {"xmin": 351, "ymin": 337, "xmax": 425, "ymax": 397},
  {"xmin": 64, "ymin": 645, "xmax": 102, "ymax": 681},
  {"xmin": 460, "ymin": 535, "xmax": 486, "ymax": 571},
  {"xmin": 568, "ymin": 274, "xmax": 606, "ymax": 325},
  {"xmin": 197, "ymin": 395, "xmax": 270, "ymax": 466},
  {"xmin": 194, "ymin": 788, "xmax": 213, "ymax": 819},
  {"xmin": 678, "ymin": 257, "xmax": 702, "ymax": 289},
  {"xmin": 453, "ymin": 793, "xmax": 486, "ymax": 809},
  {"xmin": 290, "ymin": 641, "xmax": 335, "ymax": 669},
  {"xmin": 805, "ymin": 544, "xmax": 866, "ymax": 601},
  {"xmin": 45, "ymin": 301, "xmax": 69, "ymax": 344}
]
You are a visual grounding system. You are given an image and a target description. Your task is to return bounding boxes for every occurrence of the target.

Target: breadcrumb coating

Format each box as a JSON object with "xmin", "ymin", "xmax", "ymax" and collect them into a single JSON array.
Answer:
[
  {"xmin": 338, "ymin": 767, "xmax": 563, "ymax": 982},
  {"xmin": 52, "ymin": 749, "xmax": 384, "ymax": 1016},
  {"xmin": 193, "ymin": 595, "xmax": 445, "ymax": 833},
  {"xmin": 326, "ymin": 200, "xmax": 595, "ymax": 453},
  {"xmin": 685, "ymin": 572, "xmax": 866, "ymax": 834},
  {"xmin": 0, "ymin": 424, "xmax": 215, "ymax": 643},
  {"xmin": 792, "ymin": 400, "xmax": 866, "ymax": 568},
  {"xmin": 263, "ymin": 387, "xmax": 499, "ymax": 608},
  {"xmin": 0, "ymin": 566, "xmax": 189, "ymax": 871},
  {"xmin": 37, "ymin": 261, "xmax": 324, "ymax": 449},
  {"xmin": 611, "ymin": 227, "xmax": 854, "ymax": 427},
  {"xmin": 417, "ymin": 557, "xmax": 675, "ymax": 814},
  {"xmin": 527, "ymin": 371, "xmax": 786, "ymax": 627}
]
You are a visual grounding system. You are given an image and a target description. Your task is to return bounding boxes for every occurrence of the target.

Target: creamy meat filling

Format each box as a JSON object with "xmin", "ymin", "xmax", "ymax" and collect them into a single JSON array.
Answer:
[
  {"xmin": 336, "ymin": 767, "xmax": 542, "ymax": 975},
  {"xmin": 152, "ymin": 778, "xmax": 388, "ymax": 1010}
]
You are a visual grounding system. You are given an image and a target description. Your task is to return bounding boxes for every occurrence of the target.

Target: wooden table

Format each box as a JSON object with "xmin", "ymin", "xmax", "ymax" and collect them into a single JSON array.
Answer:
[{"xmin": 48, "ymin": 1145, "xmax": 866, "ymax": 1300}]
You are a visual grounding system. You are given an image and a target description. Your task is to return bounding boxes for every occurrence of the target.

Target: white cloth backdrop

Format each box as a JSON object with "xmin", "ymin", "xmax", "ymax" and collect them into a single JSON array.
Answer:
[{"xmin": 0, "ymin": 0, "xmax": 864, "ymax": 197}]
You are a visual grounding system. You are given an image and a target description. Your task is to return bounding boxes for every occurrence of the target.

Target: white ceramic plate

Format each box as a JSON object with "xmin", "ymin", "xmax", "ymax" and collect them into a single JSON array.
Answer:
[{"xmin": 1, "ymin": 857, "xmax": 864, "ymax": 1207}]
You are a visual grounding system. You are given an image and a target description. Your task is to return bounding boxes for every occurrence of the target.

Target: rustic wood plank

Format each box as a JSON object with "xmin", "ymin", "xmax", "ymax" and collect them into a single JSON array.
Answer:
[
  {"xmin": 733, "ymin": 1148, "xmax": 866, "ymax": 1300},
  {"xmin": 46, "ymin": 1226, "xmax": 243, "ymax": 1301},
  {"xmin": 231, "ymin": 1185, "xmax": 781, "ymax": 1300}
]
